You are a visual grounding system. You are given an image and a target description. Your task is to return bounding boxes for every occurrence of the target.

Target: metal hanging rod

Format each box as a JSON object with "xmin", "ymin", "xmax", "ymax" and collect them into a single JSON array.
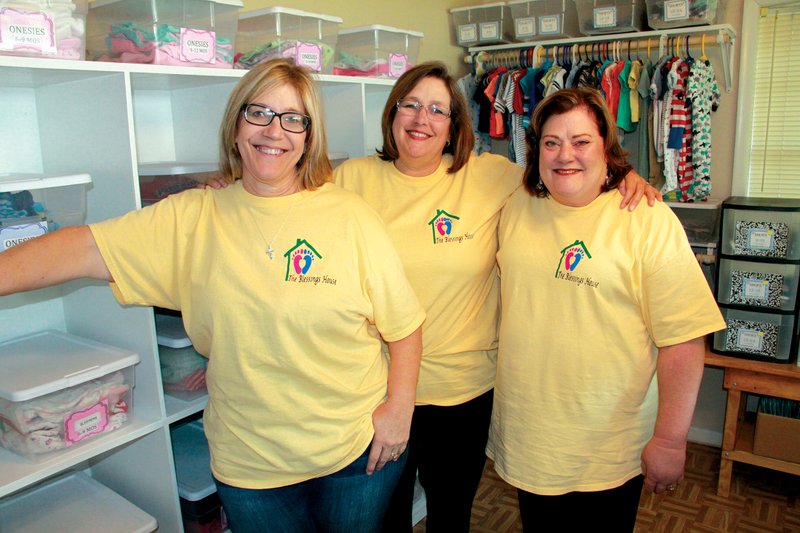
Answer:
[{"xmin": 465, "ymin": 24, "xmax": 736, "ymax": 91}]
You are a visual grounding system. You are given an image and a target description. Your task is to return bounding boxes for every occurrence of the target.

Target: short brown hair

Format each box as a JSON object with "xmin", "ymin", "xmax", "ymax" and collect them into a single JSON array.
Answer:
[
  {"xmin": 377, "ymin": 62, "xmax": 475, "ymax": 174},
  {"xmin": 219, "ymin": 59, "xmax": 332, "ymax": 190},
  {"xmin": 523, "ymin": 88, "xmax": 632, "ymax": 196}
]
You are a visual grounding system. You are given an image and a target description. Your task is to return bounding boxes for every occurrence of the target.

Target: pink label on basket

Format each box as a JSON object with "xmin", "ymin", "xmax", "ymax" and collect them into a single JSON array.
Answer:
[
  {"xmin": 65, "ymin": 399, "xmax": 109, "ymax": 445},
  {"xmin": 295, "ymin": 42, "xmax": 322, "ymax": 71},
  {"xmin": 180, "ymin": 28, "xmax": 216, "ymax": 64},
  {"xmin": 0, "ymin": 7, "xmax": 56, "ymax": 54},
  {"xmin": 389, "ymin": 53, "xmax": 408, "ymax": 78}
]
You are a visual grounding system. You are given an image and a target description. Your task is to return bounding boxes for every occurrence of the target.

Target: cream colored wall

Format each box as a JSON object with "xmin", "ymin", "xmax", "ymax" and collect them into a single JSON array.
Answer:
[{"xmin": 242, "ymin": 0, "xmax": 474, "ymax": 75}]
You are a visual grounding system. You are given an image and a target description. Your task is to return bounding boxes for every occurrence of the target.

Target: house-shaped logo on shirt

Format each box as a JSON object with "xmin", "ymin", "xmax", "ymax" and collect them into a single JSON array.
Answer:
[
  {"xmin": 283, "ymin": 238, "xmax": 323, "ymax": 281},
  {"xmin": 427, "ymin": 209, "xmax": 460, "ymax": 244},
  {"xmin": 555, "ymin": 240, "xmax": 591, "ymax": 278}
]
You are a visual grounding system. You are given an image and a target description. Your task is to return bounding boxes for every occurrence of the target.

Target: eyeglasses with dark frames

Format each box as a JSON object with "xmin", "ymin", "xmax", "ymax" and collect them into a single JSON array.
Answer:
[
  {"xmin": 395, "ymin": 99, "xmax": 452, "ymax": 121},
  {"xmin": 241, "ymin": 103, "xmax": 311, "ymax": 133}
]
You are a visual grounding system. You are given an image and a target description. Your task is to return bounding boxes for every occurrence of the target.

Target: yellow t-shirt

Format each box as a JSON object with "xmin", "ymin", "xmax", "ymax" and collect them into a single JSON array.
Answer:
[
  {"xmin": 335, "ymin": 153, "xmax": 522, "ymax": 405},
  {"xmin": 488, "ymin": 190, "xmax": 725, "ymax": 495},
  {"xmin": 90, "ymin": 182, "xmax": 425, "ymax": 488}
]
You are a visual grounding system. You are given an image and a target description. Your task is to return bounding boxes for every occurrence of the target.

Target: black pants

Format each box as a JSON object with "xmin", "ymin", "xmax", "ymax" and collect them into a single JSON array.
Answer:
[
  {"xmin": 517, "ymin": 474, "xmax": 644, "ymax": 533},
  {"xmin": 381, "ymin": 389, "xmax": 494, "ymax": 533}
]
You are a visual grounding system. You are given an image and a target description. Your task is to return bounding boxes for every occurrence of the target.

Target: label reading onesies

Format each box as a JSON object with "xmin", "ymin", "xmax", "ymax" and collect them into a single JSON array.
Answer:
[
  {"xmin": 180, "ymin": 28, "xmax": 216, "ymax": 64},
  {"xmin": 0, "ymin": 8, "xmax": 57, "ymax": 54},
  {"xmin": 389, "ymin": 53, "xmax": 409, "ymax": 77}
]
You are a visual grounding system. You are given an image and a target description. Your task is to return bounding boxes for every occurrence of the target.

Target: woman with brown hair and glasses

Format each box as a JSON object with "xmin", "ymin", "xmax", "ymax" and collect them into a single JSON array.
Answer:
[
  {"xmin": 334, "ymin": 63, "xmax": 659, "ymax": 532},
  {"xmin": 488, "ymin": 88, "xmax": 724, "ymax": 532}
]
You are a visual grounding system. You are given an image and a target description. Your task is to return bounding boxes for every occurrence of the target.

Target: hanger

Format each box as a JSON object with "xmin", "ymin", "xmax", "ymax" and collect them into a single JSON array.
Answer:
[
  {"xmin": 647, "ymin": 37, "xmax": 651, "ymax": 62},
  {"xmin": 685, "ymin": 35, "xmax": 692, "ymax": 60},
  {"xmin": 701, "ymin": 33, "xmax": 708, "ymax": 61}
]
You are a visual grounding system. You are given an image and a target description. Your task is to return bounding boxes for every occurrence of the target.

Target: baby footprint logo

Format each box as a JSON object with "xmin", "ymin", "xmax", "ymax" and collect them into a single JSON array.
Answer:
[
  {"xmin": 283, "ymin": 238, "xmax": 323, "ymax": 281},
  {"xmin": 427, "ymin": 209, "xmax": 461, "ymax": 244},
  {"xmin": 436, "ymin": 216, "xmax": 453, "ymax": 236},
  {"xmin": 564, "ymin": 246, "xmax": 584, "ymax": 271},
  {"xmin": 554, "ymin": 240, "xmax": 592, "ymax": 279},
  {"xmin": 292, "ymin": 249, "xmax": 313, "ymax": 275}
]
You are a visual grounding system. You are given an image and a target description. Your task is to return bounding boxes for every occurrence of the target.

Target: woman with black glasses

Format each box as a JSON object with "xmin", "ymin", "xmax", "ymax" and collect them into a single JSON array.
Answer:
[
  {"xmin": 333, "ymin": 62, "xmax": 657, "ymax": 532},
  {"xmin": 0, "ymin": 59, "xmax": 424, "ymax": 532}
]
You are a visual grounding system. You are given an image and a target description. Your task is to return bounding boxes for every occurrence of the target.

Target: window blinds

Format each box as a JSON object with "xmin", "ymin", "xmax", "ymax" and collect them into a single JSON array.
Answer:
[{"xmin": 748, "ymin": 4, "xmax": 800, "ymax": 197}]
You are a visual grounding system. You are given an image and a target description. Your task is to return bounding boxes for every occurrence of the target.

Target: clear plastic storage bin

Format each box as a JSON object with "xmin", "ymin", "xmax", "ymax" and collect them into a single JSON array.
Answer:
[
  {"xmin": 0, "ymin": 0, "xmax": 88, "ymax": 59},
  {"xmin": 667, "ymin": 199, "xmax": 722, "ymax": 246},
  {"xmin": 156, "ymin": 313, "xmax": 207, "ymax": 401},
  {"xmin": 173, "ymin": 421, "xmax": 226, "ymax": 533},
  {"xmin": 0, "ymin": 471, "xmax": 157, "ymax": 532},
  {"xmin": 334, "ymin": 25, "xmax": 422, "ymax": 78},
  {"xmin": 713, "ymin": 307, "xmax": 797, "ymax": 363},
  {"xmin": 0, "ymin": 173, "xmax": 91, "ymax": 252},
  {"xmin": 138, "ymin": 162, "xmax": 218, "ymax": 207},
  {"xmin": 507, "ymin": 0, "xmax": 579, "ymax": 41},
  {"xmin": 0, "ymin": 330, "xmax": 139, "ymax": 459},
  {"xmin": 450, "ymin": 2, "xmax": 513, "ymax": 47},
  {"xmin": 86, "ymin": 0, "xmax": 242, "ymax": 68},
  {"xmin": 720, "ymin": 204, "xmax": 800, "ymax": 260},
  {"xmin": 235, "ymin": 7, "xmax": 342, "ymax": 73},
  {"xmin": 646, "ymin": 0, "xmax": 721, "ymax": 29},
  {"xmin": 573, "ymin": 0, "xmax": 646, "ymax": 34},
  {"xmin": 717, "ymin": 258, "xmax": 800, "ymax": 311}
]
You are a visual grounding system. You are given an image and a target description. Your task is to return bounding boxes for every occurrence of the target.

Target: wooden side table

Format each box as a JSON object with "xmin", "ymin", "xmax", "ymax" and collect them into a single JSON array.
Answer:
[{"xmin": 705, "ymin": 352, "xmax": 800, "ymax": 496}]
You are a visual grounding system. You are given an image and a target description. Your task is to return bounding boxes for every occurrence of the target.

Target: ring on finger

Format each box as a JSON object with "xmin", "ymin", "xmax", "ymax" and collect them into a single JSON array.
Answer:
[{"xmin": 666, "ymin": 484, "xmax": 676, "ymax": 492}]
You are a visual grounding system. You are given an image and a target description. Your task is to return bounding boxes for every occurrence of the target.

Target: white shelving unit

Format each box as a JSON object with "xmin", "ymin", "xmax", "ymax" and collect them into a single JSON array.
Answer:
[{"xmin": 0, "ymin": 54, "xmax": 394, "ymax": 531}]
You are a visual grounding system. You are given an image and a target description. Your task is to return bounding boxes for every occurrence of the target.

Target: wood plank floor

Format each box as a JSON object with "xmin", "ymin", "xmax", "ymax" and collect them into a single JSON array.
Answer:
[{"xmin": 412, "ymin": 443, "xmax": 800, "ymax": 532}]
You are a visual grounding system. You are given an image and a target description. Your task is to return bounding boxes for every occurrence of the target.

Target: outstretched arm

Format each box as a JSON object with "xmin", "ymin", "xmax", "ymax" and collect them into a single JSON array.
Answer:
[{"xmin": 0, "ymin": 226, "xmax": 111, "ymax": 296}]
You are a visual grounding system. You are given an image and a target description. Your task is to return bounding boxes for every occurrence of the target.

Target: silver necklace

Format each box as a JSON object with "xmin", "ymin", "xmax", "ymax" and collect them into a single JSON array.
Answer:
[{"xmin": 247, "ymin": 206, "xmax": 292, "ymax": 260}]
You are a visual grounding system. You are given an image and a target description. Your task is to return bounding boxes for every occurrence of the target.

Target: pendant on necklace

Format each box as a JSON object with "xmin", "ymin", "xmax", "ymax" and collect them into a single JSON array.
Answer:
[{"xmin": 267, "ymin": 245, "xmax": 275, "ymax": 260}]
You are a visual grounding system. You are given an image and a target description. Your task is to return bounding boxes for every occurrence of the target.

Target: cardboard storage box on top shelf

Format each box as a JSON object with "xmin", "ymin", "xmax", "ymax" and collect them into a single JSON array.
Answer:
[
  {"xmin": 450, "ymin": 2, "xmax": 513, "ymax": 47},
  {"xmin": 573, "ymin": 0, "xmax": 646, "ymax": 35},
  {"xmin": 0, "ymin": 173, "xmax": 91, "ymax": 252},
  {"xmin": 0, "ymin": 330, "xmax": 140, "ymax": 460},
  {"xmin": 235, "ymin": 6, "xmax": 342, "ymax": 73},
  {"xmin": 0, "ymin": 471, "xmax": 157, "ymax": 532},
  {"xmin": 138, "ymin": 162, "xmax": 218, "ymax": 207},
  {"xmin": 753, "ymin": 408, "xmax": 800, "ymax": 464},
  {"xmin": 334, "ymin": 25, "xmax": 422, "ymax": 78},
  {"xmin": 646, "ymin": 0, "xmax": 722, "ymax": 30},
  {"xmin": 0, "ymin": 0, "xmax": 88, "ymax": 59},
  {"xmin": 172, "ymin": 420, "xmax": 227, "ymax": 533},
  {"xmin": 507, "ymin": 0, "xmax": 579, "ymax": 41},
  {"xmin": 86, "ymin": 0, "xmax": 242, "ymax": 68}
]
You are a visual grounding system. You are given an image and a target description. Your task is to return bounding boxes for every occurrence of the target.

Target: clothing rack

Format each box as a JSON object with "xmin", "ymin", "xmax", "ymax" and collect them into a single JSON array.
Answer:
[{"xmin": 465, "ymin": 24, "xmax": 736, "ymax": 92}]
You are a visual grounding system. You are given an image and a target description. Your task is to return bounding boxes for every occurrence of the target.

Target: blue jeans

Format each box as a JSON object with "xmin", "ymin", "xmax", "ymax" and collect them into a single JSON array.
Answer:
[{"xmin": 215, "ymin": 446, "xmax": 407, "ymax": 533}]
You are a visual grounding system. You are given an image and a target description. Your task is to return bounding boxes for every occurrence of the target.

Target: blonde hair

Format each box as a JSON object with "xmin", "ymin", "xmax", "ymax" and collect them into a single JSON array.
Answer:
[{"xmin": 219, "ymin": 59, "xmax": 332, "ymax": 190}]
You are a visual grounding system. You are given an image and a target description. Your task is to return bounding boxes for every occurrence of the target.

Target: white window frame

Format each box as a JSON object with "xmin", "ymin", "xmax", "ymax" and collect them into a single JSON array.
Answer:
[{"xmin": 732, "ymin": 0, "xmax": 800, "ymax": 196}]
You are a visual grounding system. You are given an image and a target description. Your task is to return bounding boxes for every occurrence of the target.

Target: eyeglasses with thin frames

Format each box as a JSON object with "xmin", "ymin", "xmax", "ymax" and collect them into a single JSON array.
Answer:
[
  {"xmin": 241, "ymin": 103, "xmax": 311, "ymax": 133},
  {"xmin": 395, "ymin": 99, "xmax": 452, "ymax": 122}
]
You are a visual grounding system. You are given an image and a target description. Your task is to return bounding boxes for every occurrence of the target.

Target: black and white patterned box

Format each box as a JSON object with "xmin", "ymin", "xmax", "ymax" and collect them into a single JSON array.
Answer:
[
  {"xmin": 733, "ymin": 221, "xmax": 789, "ymax": 257},
  {"xmin": 730, "ymin": 270, "xmax": 784, "ymax": 308},
  {"xmin": 725, "ymin": 319, "xmax": 780, "ymax": 357}
]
